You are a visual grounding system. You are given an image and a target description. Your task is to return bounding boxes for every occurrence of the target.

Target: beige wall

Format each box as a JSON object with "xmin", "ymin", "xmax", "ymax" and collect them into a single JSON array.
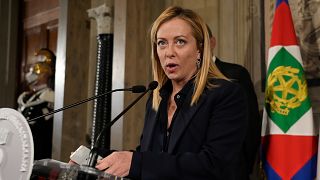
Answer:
[
  {"xmin": 122, "ymin": 1, "xmax": 166, "ymax": 150},
  {"xmin": 53, "ymin": 0, "xmax": 91, "ymax": 161}
]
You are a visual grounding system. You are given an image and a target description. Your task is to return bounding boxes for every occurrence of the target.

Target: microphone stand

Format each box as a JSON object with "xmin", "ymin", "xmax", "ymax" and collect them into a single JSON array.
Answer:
[
  {"xmin": 27, "ymin": 86, "xmax": 145, "ymax": 123},
  {"xmin": 88, "ymin": 81, "xmax": 158, "ymax": 167}
]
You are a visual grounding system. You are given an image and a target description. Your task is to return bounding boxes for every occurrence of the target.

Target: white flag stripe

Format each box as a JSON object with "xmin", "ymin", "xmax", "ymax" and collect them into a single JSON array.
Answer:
[
  {"xmin": 266, "ymin": 46, "xmax": 283, "ymax": 68},
  {"xmin": 284, "ymin": 46, "xmax": 304, "ymax": 64},
  {"xmin": 261, "ymin": 108, "xmax": 315, "ymax": 136},
  {"xmin": 267, "ymin": 45, "xmax": 304, "ymax": 69}
]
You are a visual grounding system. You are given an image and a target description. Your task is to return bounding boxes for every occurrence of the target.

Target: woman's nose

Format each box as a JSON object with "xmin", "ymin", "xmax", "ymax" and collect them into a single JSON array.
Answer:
[{"xmin": 165, "ymin": 43, "xmax": 175, "ymax": 58}]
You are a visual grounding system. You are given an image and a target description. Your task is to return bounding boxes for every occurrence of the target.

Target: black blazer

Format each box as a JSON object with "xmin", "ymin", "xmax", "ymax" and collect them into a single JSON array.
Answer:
[
  {"xmin": 129, "ymin": 79, "xmax": 248, "ymax": 180},
  {"xmin": 215, "ymin": 58, "xmax": 261, "ymax": 179}
]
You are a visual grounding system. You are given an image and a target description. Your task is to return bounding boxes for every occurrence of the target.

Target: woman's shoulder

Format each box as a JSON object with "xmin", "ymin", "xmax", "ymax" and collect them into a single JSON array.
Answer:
[
  {"xmin": 206, "ymin": 78, "xmax": 244, "ymax": 97},
  {"xmin": 199, "ymin": 78, "xmax": 246, "ymax": 110},
  {"xmin": 209, "ymin": 77, "xmax": 239, "ymax": 88}
]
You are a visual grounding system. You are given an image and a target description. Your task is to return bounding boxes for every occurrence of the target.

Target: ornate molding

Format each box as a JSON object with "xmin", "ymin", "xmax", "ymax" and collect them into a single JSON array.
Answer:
[
  {"xmin": 23, "ymin": 7, "xmax": 60, "ymax": 29},
  {"xmin": 87, "ymin": 4, "xmax": 113, "ymax": 34}
]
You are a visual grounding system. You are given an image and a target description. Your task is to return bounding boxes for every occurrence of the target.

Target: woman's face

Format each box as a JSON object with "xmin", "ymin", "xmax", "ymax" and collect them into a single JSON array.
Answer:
[{"xmin": 156, "ymin": 18, "xmax": 199, "ymax": 85}]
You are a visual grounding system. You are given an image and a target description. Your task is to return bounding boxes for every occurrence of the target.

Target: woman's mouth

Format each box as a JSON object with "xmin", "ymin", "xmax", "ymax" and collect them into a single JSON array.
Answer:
[{"xmin": 165, "ymin": 63, "xmax": 178, "ymax": 72}]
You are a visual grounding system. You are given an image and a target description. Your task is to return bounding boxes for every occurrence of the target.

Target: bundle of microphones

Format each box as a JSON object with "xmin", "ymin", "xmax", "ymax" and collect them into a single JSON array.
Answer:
[{"xmin": 27, "ymin": 81, "xmax": 158, "ymax": 168}]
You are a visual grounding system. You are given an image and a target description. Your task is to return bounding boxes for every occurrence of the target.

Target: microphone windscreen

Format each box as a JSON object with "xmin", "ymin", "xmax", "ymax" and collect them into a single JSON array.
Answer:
[
  {"xmin": 131, "ymin": 85, "xmax": 146, "ymax": 93},
  {"xmin": 148, "ymin": 81, "xmax": 158, "ymax": 90}
]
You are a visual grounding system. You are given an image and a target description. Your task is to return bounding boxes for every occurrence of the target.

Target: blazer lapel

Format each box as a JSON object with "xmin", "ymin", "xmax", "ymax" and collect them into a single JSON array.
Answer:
[
  {"xmin": 141, "ymin": 109, "xmax": 158, "ymax": 151},
  {"xmin": 167, "ymin": 91, "xmax": 207, "ymax": 153}
]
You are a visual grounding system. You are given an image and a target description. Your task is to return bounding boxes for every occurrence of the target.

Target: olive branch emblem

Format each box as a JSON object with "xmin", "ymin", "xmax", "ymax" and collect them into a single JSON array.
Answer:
[{"xmin": 266, "ymin": 66, "xmax": 307, "ymax": 115}]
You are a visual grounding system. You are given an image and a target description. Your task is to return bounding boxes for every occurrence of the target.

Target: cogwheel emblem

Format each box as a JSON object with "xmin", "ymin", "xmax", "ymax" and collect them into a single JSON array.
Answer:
[{"xmin": 266, "ymin": 66, "xmax": 307, "ymax": 115}]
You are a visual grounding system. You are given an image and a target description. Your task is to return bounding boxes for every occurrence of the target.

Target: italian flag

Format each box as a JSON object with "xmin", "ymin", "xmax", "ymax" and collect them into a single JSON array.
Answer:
[{"xmin": 261, "ymin": 0, "xmax": 318, "ymax": 179}]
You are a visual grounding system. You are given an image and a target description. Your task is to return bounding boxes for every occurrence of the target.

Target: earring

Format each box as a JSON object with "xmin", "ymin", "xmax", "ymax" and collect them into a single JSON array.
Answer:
[{"xmin": 196, "ymin": 59, "xmax": 201, "ymax": 69}]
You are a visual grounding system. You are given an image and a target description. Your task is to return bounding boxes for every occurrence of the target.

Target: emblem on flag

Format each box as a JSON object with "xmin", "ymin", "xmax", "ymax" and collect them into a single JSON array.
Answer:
[{"xmin": 265, "ymin": 47, "xmax": 309, "ymax": 133}]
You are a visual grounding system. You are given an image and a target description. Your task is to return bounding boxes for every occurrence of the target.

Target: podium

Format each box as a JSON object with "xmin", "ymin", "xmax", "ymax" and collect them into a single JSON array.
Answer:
[
  {"xmin": 0, "ymin": 108, "xmax": 131, "ymax": 179},
  {"xmin": 31, "ymin": 159, "xmax": 129, "ymax": 180}
]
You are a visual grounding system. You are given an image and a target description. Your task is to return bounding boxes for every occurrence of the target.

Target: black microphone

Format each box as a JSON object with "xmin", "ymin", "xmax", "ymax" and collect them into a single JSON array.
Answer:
[
  {"xmin": 88, "ymin": 81, "xmax": 158, "ymax": 167},
  {"xmin": 27, "ymin": 85, "xmax": 146, "ymax": 123}
]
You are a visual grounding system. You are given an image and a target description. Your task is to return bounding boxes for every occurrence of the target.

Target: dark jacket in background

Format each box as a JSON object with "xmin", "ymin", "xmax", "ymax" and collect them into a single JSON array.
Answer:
[{"xmin": 215, "ymin": 58, "xmax": 261, "ymax": 180}]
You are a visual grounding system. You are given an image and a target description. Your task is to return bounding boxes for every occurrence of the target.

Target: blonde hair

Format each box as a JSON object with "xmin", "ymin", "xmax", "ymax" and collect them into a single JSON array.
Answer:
[{"xmin": 150, "ymin": 6, "xmax": 226, "ymax": 110}]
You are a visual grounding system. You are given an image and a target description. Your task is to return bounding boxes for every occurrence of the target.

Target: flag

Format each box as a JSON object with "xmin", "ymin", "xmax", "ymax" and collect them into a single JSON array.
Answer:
[{"xmin": 261, "ymin": 0, "xmax": 318, "ymax": 179}]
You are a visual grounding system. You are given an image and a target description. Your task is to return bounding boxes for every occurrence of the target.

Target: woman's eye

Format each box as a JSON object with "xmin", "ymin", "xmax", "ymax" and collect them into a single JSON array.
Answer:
[
  {"xmin": 157, "ymin": 40, "xmax": 167, "ymax": 47},
  {"xmin": 176, "ymin": 39, "xmax": 186, "ymax": 46}
]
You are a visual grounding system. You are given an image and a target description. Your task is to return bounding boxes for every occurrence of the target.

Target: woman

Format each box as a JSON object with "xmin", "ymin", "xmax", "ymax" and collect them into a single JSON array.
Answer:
[{"xmin": 96, "ymin": 6, "xmax": 248, "ymax": 180}]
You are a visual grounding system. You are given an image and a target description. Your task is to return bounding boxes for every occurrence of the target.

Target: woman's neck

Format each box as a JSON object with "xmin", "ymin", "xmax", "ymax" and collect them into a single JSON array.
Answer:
[
  {"xmin": 171, "ymin": 79, "xmax": 189, "ymax": 96},
  {"xmin": 171, "ymin": 83, "xmax": 183, "ymax": 95}
]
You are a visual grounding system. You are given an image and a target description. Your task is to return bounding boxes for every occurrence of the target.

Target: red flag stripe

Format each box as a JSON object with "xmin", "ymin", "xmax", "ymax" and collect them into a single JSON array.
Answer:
[
  {"xmin": 270, "ymin": 1, "xmax": 297, "ymax": 46},
  {"xmin": 262, "ymin": 135, "xmax": 318, "ymax": 179}
]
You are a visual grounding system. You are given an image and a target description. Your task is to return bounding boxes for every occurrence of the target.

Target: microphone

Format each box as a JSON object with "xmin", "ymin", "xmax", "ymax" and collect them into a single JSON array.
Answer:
[
  {"xmin": 27, "ymin": 85, "xmax": 146, "ymax": 123},
  {"xmin": 88, "ymin": 81, "xmax": 158, "ymax": 167}
]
